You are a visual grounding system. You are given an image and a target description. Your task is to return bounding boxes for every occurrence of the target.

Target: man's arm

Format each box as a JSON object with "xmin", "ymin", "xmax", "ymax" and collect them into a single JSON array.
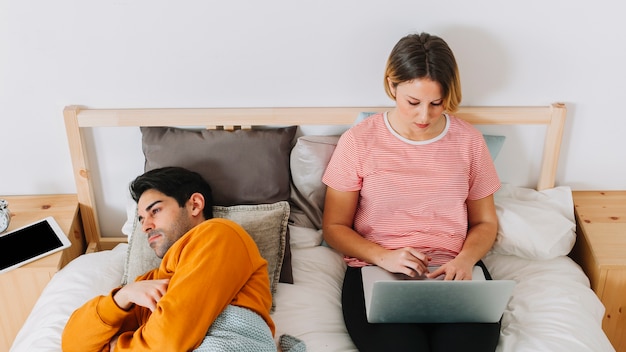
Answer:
[
  {"xmin": 113, "ymin": 279, "xmax": 169, "ymax": 311},
  {"xmin": 62, "ymin": 287, "xmax": 144, "ymax": 352}
]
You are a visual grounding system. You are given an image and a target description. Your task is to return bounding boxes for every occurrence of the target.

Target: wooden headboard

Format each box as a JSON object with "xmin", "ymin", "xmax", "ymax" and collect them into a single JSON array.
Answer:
[{"xmin": 63, "ymin": 103, "xmax": 566, "ymax": 251}]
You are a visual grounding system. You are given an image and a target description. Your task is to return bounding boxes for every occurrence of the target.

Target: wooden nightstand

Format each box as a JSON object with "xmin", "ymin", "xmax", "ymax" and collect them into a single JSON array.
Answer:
[
  {"xmin": 571, "ymin": 191, "xmax": 626, "ymax": 352},
  {"xmin": 0, "ymin": 194, "xmax": 86, "ymax": 352}
]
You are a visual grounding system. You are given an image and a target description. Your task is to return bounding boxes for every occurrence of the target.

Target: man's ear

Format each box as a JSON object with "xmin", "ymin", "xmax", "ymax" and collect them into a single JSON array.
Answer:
[{"xmin": 188, "ymin": 193, "xmax": 205, "ymax": 218}]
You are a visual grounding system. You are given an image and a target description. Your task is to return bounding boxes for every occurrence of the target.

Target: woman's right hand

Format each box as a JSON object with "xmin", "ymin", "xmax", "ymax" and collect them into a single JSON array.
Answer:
[{"xmin": 376, "ymin": 247, "xmax": 431, "ymax": 277}]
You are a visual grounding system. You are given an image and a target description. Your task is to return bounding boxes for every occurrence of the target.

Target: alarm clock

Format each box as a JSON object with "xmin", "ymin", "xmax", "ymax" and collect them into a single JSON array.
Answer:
[{"xmin": 0, "ymin": 199, "xmax": 10, "ymax": 233}]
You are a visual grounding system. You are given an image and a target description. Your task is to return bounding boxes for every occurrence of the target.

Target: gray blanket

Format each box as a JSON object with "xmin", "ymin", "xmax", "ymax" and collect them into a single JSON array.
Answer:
[{"xmin": 193, "ymin": 305, "xmax": 306, "ymax": 352}]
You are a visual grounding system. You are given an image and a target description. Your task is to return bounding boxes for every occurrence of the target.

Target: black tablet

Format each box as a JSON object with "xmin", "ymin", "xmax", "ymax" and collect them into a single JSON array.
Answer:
[{"xmin": 0, "ymin": 216, "xmax": 72, "ymax": 274}]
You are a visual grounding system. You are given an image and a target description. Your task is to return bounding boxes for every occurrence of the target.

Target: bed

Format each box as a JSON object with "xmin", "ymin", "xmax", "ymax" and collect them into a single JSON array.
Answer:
[{"xmin": 10, "ymin": 103, "xmax": 615, "ymax": 352}]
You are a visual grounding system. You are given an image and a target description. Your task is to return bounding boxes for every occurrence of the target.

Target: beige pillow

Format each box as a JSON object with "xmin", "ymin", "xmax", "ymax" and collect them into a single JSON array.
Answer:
[{"xmin": 122, "ymin": 201, "xmax": 290, "ymax": 309}]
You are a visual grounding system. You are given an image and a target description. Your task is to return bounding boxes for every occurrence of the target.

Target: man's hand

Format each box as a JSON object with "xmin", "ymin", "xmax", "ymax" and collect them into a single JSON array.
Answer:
[
  {"xmin": 109, "ymin": 335, "xmax": 119, "ymax": 352},
  {"xmin": 113, "ymin": 279, "xmax": 170, "ymax": 311}
]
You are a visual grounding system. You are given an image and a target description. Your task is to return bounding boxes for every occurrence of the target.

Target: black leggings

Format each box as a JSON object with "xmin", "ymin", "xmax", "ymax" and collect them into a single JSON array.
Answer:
[{"xmin": 342, "ymin": 262, "xmax": 501, "ymax": 352}]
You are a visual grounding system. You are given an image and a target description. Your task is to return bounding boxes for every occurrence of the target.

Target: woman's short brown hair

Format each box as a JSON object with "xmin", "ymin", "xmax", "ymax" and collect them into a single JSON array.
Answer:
[{"xmin": 384, "ymin": 33, "xmax": 462, "ymax": 113}]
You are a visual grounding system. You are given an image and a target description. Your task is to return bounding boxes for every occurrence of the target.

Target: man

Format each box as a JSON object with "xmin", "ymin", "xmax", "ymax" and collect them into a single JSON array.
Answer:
[{"xmin": 62, "ymin": 167, "xmax": 275, "ymax": 351}]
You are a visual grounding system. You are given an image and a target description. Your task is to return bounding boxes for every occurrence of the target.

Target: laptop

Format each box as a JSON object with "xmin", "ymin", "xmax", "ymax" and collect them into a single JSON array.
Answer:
[{"xmin": 362, "ymin": 265, "xmax": 515, "ymax": 323}]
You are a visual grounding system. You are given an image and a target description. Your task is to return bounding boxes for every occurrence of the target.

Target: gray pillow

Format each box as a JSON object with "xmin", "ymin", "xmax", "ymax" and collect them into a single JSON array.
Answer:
[
  {"xmin": 122, "ymin": 201, "xmax": 290, "ymax": 311},
  {"xmin": 141, "ymin": 126, "xmax": 297, "ymax": 206},
  {"xmin": 140, "ymin": 125, "xmax": 296, "ymax": 284}
]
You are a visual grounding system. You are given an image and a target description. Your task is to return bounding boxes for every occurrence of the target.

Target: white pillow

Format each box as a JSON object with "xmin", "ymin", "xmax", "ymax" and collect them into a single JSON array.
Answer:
[
  {"xmin": 491, "ymin": 184, "xmax": 576, "ymax": 259},
  {"xmin": 121, "ymin": 194, "xmax": 137, "ymax": 238},
  {"xmin": 288, "ymin": 225, "xmax": 323, "ymax": 249},
  {"xmin": 289, "ymin": 135, "xmax": 340, "ymax": 229}
]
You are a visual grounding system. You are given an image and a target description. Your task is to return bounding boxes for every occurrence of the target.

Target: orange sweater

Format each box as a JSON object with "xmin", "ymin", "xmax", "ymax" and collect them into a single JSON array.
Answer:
[{"xmin": 62, "ymin": 218, "xmax": 274, "ymax": 352}]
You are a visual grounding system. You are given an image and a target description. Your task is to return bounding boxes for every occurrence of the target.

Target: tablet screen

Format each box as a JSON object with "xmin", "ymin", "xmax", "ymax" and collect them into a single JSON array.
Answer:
[{"xmin": 0, "ymin": 219, "xmax": 67, "ymax": 271}]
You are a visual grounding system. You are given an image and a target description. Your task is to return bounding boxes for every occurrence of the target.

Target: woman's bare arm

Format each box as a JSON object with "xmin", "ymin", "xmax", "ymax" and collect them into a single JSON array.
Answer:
[{"xmin": 322, "ymin": 187, "xmax": 430, "ymax": 277}]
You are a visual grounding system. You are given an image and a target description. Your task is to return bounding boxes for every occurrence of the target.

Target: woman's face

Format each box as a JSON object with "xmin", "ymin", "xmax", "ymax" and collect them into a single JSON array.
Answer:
[{"xmin": 388, "ymin": 78, "xmax": 446, "ymax": 141}]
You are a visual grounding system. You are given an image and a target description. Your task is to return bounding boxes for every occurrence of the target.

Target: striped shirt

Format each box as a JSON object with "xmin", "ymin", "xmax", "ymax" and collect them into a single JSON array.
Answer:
[{"xmin": 322, "ymin": 112, "xmax": 500, "ymax": 267}]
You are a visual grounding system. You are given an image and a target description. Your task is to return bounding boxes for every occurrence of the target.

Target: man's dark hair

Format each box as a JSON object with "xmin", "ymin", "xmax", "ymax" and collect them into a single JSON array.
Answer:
[{"xmin": 130, "ymin": 166, "xmax": 214, "ymax": 219}]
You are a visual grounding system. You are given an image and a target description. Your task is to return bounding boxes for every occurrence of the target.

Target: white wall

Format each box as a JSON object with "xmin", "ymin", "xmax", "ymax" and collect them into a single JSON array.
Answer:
[{"xmin": 1, "ymin": 1, "xmax": 625, "ymax": 234}]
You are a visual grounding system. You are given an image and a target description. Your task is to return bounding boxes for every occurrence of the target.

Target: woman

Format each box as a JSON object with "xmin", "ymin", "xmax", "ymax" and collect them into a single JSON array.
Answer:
[{"xmin": 322, "ymin": 33, "xmax": 501, "ymax": 351}]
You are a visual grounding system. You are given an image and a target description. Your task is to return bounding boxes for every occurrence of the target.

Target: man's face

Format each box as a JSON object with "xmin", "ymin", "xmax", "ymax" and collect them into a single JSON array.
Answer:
[{"xmin": 137, "ymin": 189, "xmax": 195, "ymax": 258}]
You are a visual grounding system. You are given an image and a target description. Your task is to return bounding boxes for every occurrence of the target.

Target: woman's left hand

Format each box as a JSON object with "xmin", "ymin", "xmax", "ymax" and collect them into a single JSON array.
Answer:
[{"xmin": 427, "ymin": 257, "xmax": 475, "ymax": 280}]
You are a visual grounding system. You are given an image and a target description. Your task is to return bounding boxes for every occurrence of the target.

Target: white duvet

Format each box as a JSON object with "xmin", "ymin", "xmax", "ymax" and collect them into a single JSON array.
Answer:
[{"xmin": 11, "ymin": 185, "xmax": 615, "ymax": 352}]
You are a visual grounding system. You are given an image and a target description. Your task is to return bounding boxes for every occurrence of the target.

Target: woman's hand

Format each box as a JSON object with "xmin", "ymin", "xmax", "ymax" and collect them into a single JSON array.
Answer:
[
  {"xmin": 426, "ymin": 194, "xmax": 498, "ymax": 281},
  {"xmin": 376, "ymin": 247, "xmax": 431, "ymax": 277},
  {"xmin": 427, "ymin": 256, "xmax": 475, "ymax": 280},
  {"xmin": 113, "ymin": 279, "xmax": 170, "ymax": 312}
]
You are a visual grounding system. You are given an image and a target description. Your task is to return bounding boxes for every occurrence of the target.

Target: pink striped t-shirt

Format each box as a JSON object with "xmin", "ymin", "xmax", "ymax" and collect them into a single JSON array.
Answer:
[{"xmin": 322, "ymin": 112, "xmax": 500, "ymax": 267}]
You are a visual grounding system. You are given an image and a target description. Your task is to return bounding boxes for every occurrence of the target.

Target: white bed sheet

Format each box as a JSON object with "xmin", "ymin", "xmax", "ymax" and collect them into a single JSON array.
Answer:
[
  {"xmin": 11, "ymin": 242, "xmax": 614, "ymax": 352},
  {"xmin": 483, "ymin": 252, "xmax": 613, "ymax": 352},
  {"xmin": 274, "ymin": 246, "xmax": 615, "ymax": 352},
  {"xmin": 11, "ymin": 244, "xmax": 127, "ymax": 352}
]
